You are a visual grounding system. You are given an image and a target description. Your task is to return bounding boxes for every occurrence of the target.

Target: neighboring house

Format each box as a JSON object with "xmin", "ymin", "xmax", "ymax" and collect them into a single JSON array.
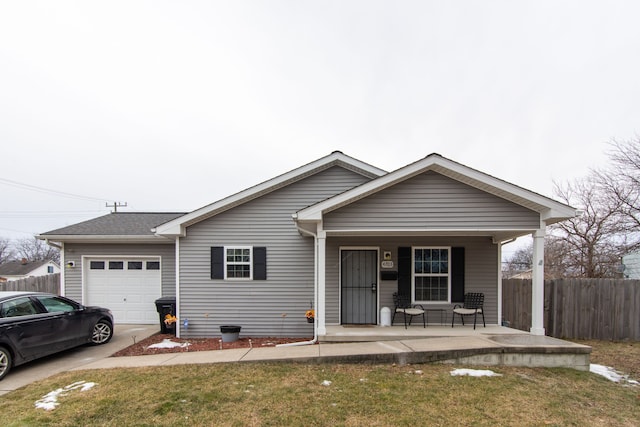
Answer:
[
  {"xmin": 507, "ymin": 269, "xmax": 532, "ymax": 280},
  {"xmin": 38, "ymin": 152, "xmax": 576, "ymax": 338},
  {"xmin": 0, "ymin": 259, "xmax": 60, "ymax": 281},
  {"xmin": 622, "ymin": 251, "xmax": 640, "ymax": 279}
]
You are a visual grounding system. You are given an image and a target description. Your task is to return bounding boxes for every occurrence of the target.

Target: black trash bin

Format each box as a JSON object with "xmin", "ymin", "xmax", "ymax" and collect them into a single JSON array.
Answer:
[{"xmin": 155, "ymin": 297, "xmax": 176, "ymax": 334}]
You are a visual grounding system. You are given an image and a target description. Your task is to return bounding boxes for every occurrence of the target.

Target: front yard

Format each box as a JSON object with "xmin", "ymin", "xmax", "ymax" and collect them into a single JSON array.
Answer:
[{"xmin": 0, "ymin": 341, "xmax": 638, "ymax": 426}]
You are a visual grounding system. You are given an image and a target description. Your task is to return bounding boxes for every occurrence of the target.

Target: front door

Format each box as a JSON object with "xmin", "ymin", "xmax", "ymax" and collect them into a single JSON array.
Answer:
[{"xmin": 341, "ymin": 249, "xmax": 378, "ymax": 324}]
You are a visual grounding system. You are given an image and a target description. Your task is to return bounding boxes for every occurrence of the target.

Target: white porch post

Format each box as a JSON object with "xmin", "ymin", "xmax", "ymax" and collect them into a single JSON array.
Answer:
[
  {"xmin": 497, "ymin": 242, "xmax": 502, "ymax": 326},
  {"xmin": 531, "ymin": 226, "xmax": 546, "ymax": 336},
  {"xmin": 175, "ymin": 237, "xmax": 181, "ymax": 338},
  {"xmin": 317, "ymin": 229, "xmax": 327, "ymax": 336}
]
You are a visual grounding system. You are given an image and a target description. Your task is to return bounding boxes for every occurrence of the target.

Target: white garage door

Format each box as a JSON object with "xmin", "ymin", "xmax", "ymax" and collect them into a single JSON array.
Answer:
[{"xmin": 85, "ymin": 258, "xmax": 162, "ymax": 324}]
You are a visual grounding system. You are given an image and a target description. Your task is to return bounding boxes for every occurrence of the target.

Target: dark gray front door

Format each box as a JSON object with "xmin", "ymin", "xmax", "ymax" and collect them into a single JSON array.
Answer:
[{"xmin": 341, "ymin": 250, "xmax": 377, "ymax": 324}]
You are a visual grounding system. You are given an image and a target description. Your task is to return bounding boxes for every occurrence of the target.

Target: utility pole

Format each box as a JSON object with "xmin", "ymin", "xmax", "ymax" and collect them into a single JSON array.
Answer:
[{"xmin": 106, "ymin": 202, "xmax": 128, "ymax": 213}]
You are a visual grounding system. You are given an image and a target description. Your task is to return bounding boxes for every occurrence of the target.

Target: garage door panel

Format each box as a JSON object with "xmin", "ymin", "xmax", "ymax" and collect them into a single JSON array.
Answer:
[{"xmin": 86, "ymin": 258, "xmax": 162, "ymax": 324}]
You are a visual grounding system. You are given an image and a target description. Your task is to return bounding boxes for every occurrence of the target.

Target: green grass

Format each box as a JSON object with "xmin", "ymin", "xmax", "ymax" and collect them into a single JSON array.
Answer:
[{"xmin": 0, "ymin": 343, "xmax": 639, "ymax": 426}]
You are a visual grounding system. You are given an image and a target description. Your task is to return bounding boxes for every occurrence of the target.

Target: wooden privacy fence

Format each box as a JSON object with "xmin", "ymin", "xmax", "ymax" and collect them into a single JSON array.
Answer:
[
  {"xmin": 0, "ymin": 273, "xmax": 60, "ymax": 294},
  {"xmin": 502, "ymin": 278, "xmax": 640, "ymax": 341}
]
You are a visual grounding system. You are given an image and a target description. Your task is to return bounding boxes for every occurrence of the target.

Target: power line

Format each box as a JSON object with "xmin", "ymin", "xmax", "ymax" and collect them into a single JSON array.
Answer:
[
  {"xmin": 0, "ymin": 177, "xmax": 115, "ymax": 203},
  {"xmin": 0, "ymin": 210, "xmax": 106, "ymax": 218}
]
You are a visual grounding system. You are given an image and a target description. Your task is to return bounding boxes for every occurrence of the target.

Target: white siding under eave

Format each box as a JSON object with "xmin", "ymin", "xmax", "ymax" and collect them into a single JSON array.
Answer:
[
  {"xmin": 324, "ymin": 171, "xmax": 541, "ymax": 230},
  {"xmin": 178, "ymin": 166, "xmax": 372, "ymax": 338},
  {"xmin": 325, "ymin": 236, "xmax": 499, "ymax": 325}
]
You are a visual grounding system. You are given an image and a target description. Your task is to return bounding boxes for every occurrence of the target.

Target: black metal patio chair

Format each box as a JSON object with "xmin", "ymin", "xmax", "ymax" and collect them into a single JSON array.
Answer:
[
  {"xmin": 392, "ymin": 292, "xmax": 426, "ymax": 329},
  {"xmin": 451, "ymin": 292, "xmax": 485, "ymax": 329}
]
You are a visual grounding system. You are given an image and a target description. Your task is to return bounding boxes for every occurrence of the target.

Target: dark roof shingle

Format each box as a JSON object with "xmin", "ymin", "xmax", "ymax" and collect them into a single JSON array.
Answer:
[
  {"xmin": 0, "ymin": 260, "xmax": 51, "ymax": 276},
  {"xmin": 40, "ymin": 212, "xmax": 186, "ymax": 236}
]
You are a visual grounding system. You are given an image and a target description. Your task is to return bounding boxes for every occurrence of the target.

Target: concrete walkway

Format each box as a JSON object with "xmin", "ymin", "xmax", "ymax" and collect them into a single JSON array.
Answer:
[{"xmin": 73, "ymin": 333, "xmax": 591, "ymax": 373}]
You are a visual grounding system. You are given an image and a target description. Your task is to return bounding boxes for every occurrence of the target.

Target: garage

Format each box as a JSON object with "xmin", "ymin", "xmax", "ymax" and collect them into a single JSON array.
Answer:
[{"xmin": 84, "ymin": 257, "xmax": 162, "ymax": 324}]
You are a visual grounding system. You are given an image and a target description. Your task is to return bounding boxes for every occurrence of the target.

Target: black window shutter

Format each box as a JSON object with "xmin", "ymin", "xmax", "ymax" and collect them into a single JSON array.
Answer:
[
  {"xmin": 211, "ymin": 247, "xmax": 224, "ymax": 279},
  {"xmin": 451, "ymin": 247, "xmax": 465, "ymax": 303},
  {"xmin": 397, "ymin": 247, "xmax": 412, "ymax": 296},
  {"xmin": 253, "ymin": 247, "xmax": 267, "ymax": 280}
]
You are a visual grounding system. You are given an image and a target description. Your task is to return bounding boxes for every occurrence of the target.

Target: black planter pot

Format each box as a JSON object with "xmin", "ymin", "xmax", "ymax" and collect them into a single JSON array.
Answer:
[{"xmin": 220, "ymin": 325, "xmax": 241, "ymax": 342}]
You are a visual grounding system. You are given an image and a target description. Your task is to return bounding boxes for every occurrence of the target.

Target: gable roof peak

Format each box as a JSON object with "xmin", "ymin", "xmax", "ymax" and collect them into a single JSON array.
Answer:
[
  {"xmin": 154, "ymin": 151, "xmax": 386, "ymax": 237},
  {"xmin": 295, "ymin": 153, "xmax": 577, "ymax": 226}
]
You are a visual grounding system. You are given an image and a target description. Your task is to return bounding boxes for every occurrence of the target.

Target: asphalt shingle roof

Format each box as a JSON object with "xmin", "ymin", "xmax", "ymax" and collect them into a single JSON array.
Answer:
[
  {"xmin": 0, "ymin": 259, "xmax": 50, "ymax": 276},
  {"xmin": 40, "ymin": 212, "xmax": 186, "ymax": 236}
]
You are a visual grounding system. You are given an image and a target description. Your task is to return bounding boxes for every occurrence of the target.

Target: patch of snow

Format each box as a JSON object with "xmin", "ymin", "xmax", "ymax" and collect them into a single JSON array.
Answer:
[
  {"xmin": 590, "ymin": 364, "xmax": 623, "ymax": 382},
  {"xmin": 450, "ymin": 369, "xmax": 502, "ymax": 377},
  {"xmin": 147, "ymin": 339, "xmax": 191, "ymax": 349},
  {"xmin": 35, "ymin": 381, "xmax": 96, "ymax": 411},
  {"xmin": 590, "ymin": 364, "xmax": 639, "ymax": 386}
]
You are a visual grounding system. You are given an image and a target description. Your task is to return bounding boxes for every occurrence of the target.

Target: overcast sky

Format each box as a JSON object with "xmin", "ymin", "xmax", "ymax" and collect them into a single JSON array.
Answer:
[{"xmin": 1, "ymin": 1, "xmax": 639, "ymax": 257}]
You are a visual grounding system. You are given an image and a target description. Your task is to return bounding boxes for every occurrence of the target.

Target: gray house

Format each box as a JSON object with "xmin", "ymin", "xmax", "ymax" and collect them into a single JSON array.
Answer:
[{"xmin": 39, "ymin": 152, "xmax": 576, "ymax": 339}]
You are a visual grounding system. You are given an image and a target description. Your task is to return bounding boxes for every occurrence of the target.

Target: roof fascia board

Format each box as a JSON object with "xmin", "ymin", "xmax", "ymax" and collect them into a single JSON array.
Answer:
[
  {"xmin": 155, "ymin": 151, "xmax": 386, "ymax": 237},
  {"xmin": 322, "ymin": 227, "xmax": 537, "ymax": 236},
  {"xmin": 321, "ymin": 228, "xmax": 535, "ymax": 244},
  {"xmin": 36, "ymin": 235, "xmax": 175, "ymax": 244},
  {"xmin": 429, "ymin": 160, "xmax": 577, "ymax": 219},
  {"xmin": 296, "ymin": 154, "xmax": 576, "ymax": 221},
  {"xmin": 296, "ymin": 156, "xmax": 438, "ymax": 221}
]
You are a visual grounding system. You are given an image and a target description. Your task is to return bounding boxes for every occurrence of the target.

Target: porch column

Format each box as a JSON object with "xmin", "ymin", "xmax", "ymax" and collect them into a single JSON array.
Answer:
[
  {"xmin": 317, "ymin": 229, "xmax": 327, "ymax": 336},
  {"xmin": 531, "ymin": 226, "xmax": 546, "ymax": 336}
]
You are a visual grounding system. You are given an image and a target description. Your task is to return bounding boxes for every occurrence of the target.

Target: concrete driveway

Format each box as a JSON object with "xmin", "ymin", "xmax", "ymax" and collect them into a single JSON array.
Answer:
[{"xmin": 0, "ymin": 324, "xmax": 158, "ymax": 396}]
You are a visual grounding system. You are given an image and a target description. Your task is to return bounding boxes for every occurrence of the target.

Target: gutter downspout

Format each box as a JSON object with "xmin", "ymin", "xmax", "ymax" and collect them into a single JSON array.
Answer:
[
  {"xmin": 277, "ymin": 224, "xmax": 318, "ymax": 347},
  {"xmin": 44, "ymin": 239, "xmax": 63, "ymax": 250}
]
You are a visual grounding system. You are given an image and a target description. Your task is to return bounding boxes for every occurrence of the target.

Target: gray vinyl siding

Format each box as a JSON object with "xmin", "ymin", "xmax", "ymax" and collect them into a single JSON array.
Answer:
[
  {"xmin": 63, "ymin": 243, "xmax": 176, "ymax": 302},
  {"xmin": 324, "ymin": 171, "xmax": 540, "ymax": 230},
  {"xmin": 178, "ymin": 166, "xmax": 372, "ymax": 338},
  {"xmin": 325, "ymin": 236, "xmax": 499, "ymax": 325}
]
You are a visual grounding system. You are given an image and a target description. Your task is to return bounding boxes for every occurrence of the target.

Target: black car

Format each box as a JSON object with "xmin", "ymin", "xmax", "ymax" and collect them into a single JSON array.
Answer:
[{"xmin": 0, "ymin": 291, "xmax": 114, "ymax": 380}]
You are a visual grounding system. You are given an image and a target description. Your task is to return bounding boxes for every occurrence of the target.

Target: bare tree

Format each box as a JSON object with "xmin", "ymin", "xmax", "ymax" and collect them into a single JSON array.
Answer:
[
  {"xmin": 503, "ymin": 237, "xmax": 576, "ymax": 279},
  {"xmin": 502, "ymin": 243, "xmax": 533, "ymax": 278},
  {"xmin": 0, "ymin": 238, "xmax": 13, "ymax": 265},
  {"xmin": 13, "ymin": 237, "xmax": 60, "ymax": 264},
  {"xmin": 551, "ymin": 175, "xmax": 629, "ymax": 278},
  {"xmin": 594, "ymin": 137, "xmax": 640, "ymax": 250}
]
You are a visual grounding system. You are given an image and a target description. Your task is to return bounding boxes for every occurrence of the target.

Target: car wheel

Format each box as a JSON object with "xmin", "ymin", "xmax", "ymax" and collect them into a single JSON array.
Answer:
[
  {"xmin": 91, "ymin": 320, "xmax": 113, "ymax": 345},
  {"xmin": 0, "ymin": 347, "xmax": 12, "ymax": 381}
]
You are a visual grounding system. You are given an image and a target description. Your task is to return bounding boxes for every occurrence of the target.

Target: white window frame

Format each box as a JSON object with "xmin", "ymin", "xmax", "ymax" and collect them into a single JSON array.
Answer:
[
  {"xmin": 224, "ymin": 246, "xmax": 253, "ymax": 280},
  {"xmin": 412, "ymin": 246, "xmax": 451, "ymax": 304}
]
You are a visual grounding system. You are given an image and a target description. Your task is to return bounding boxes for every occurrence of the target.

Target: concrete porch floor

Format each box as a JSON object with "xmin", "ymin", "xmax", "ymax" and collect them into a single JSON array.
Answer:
[
  {"xmin": 322, "ymin": 324, "xmax": 527, "ymax": 342},
  {"xmin": 320, "ymin": 325, "xmax": 592, "ymax": 370}
]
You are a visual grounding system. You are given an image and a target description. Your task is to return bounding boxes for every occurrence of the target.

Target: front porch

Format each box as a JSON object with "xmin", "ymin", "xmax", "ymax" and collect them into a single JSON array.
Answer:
[
  {"xmin": 322, "ymin": 324, "xmax": 525, "ymax": 342},
  {"xmin": 319, "ymin": 325, "xmax": 591, "ymax": 370}
]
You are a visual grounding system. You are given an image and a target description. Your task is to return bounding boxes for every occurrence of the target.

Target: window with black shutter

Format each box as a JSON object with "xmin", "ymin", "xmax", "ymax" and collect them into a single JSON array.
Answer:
[
  {"xmin": 211, "ymin": 246, "xmax": 267, "ymax": 280},
  {"xmin": 397, "ymin": 246, "xmax": 465, "ymax": 303}
]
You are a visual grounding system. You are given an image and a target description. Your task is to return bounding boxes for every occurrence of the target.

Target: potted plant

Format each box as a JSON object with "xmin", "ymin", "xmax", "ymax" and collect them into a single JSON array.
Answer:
[{"xmin": 305, "ymin": 309, "xmax": 315, "ymax": 323}]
